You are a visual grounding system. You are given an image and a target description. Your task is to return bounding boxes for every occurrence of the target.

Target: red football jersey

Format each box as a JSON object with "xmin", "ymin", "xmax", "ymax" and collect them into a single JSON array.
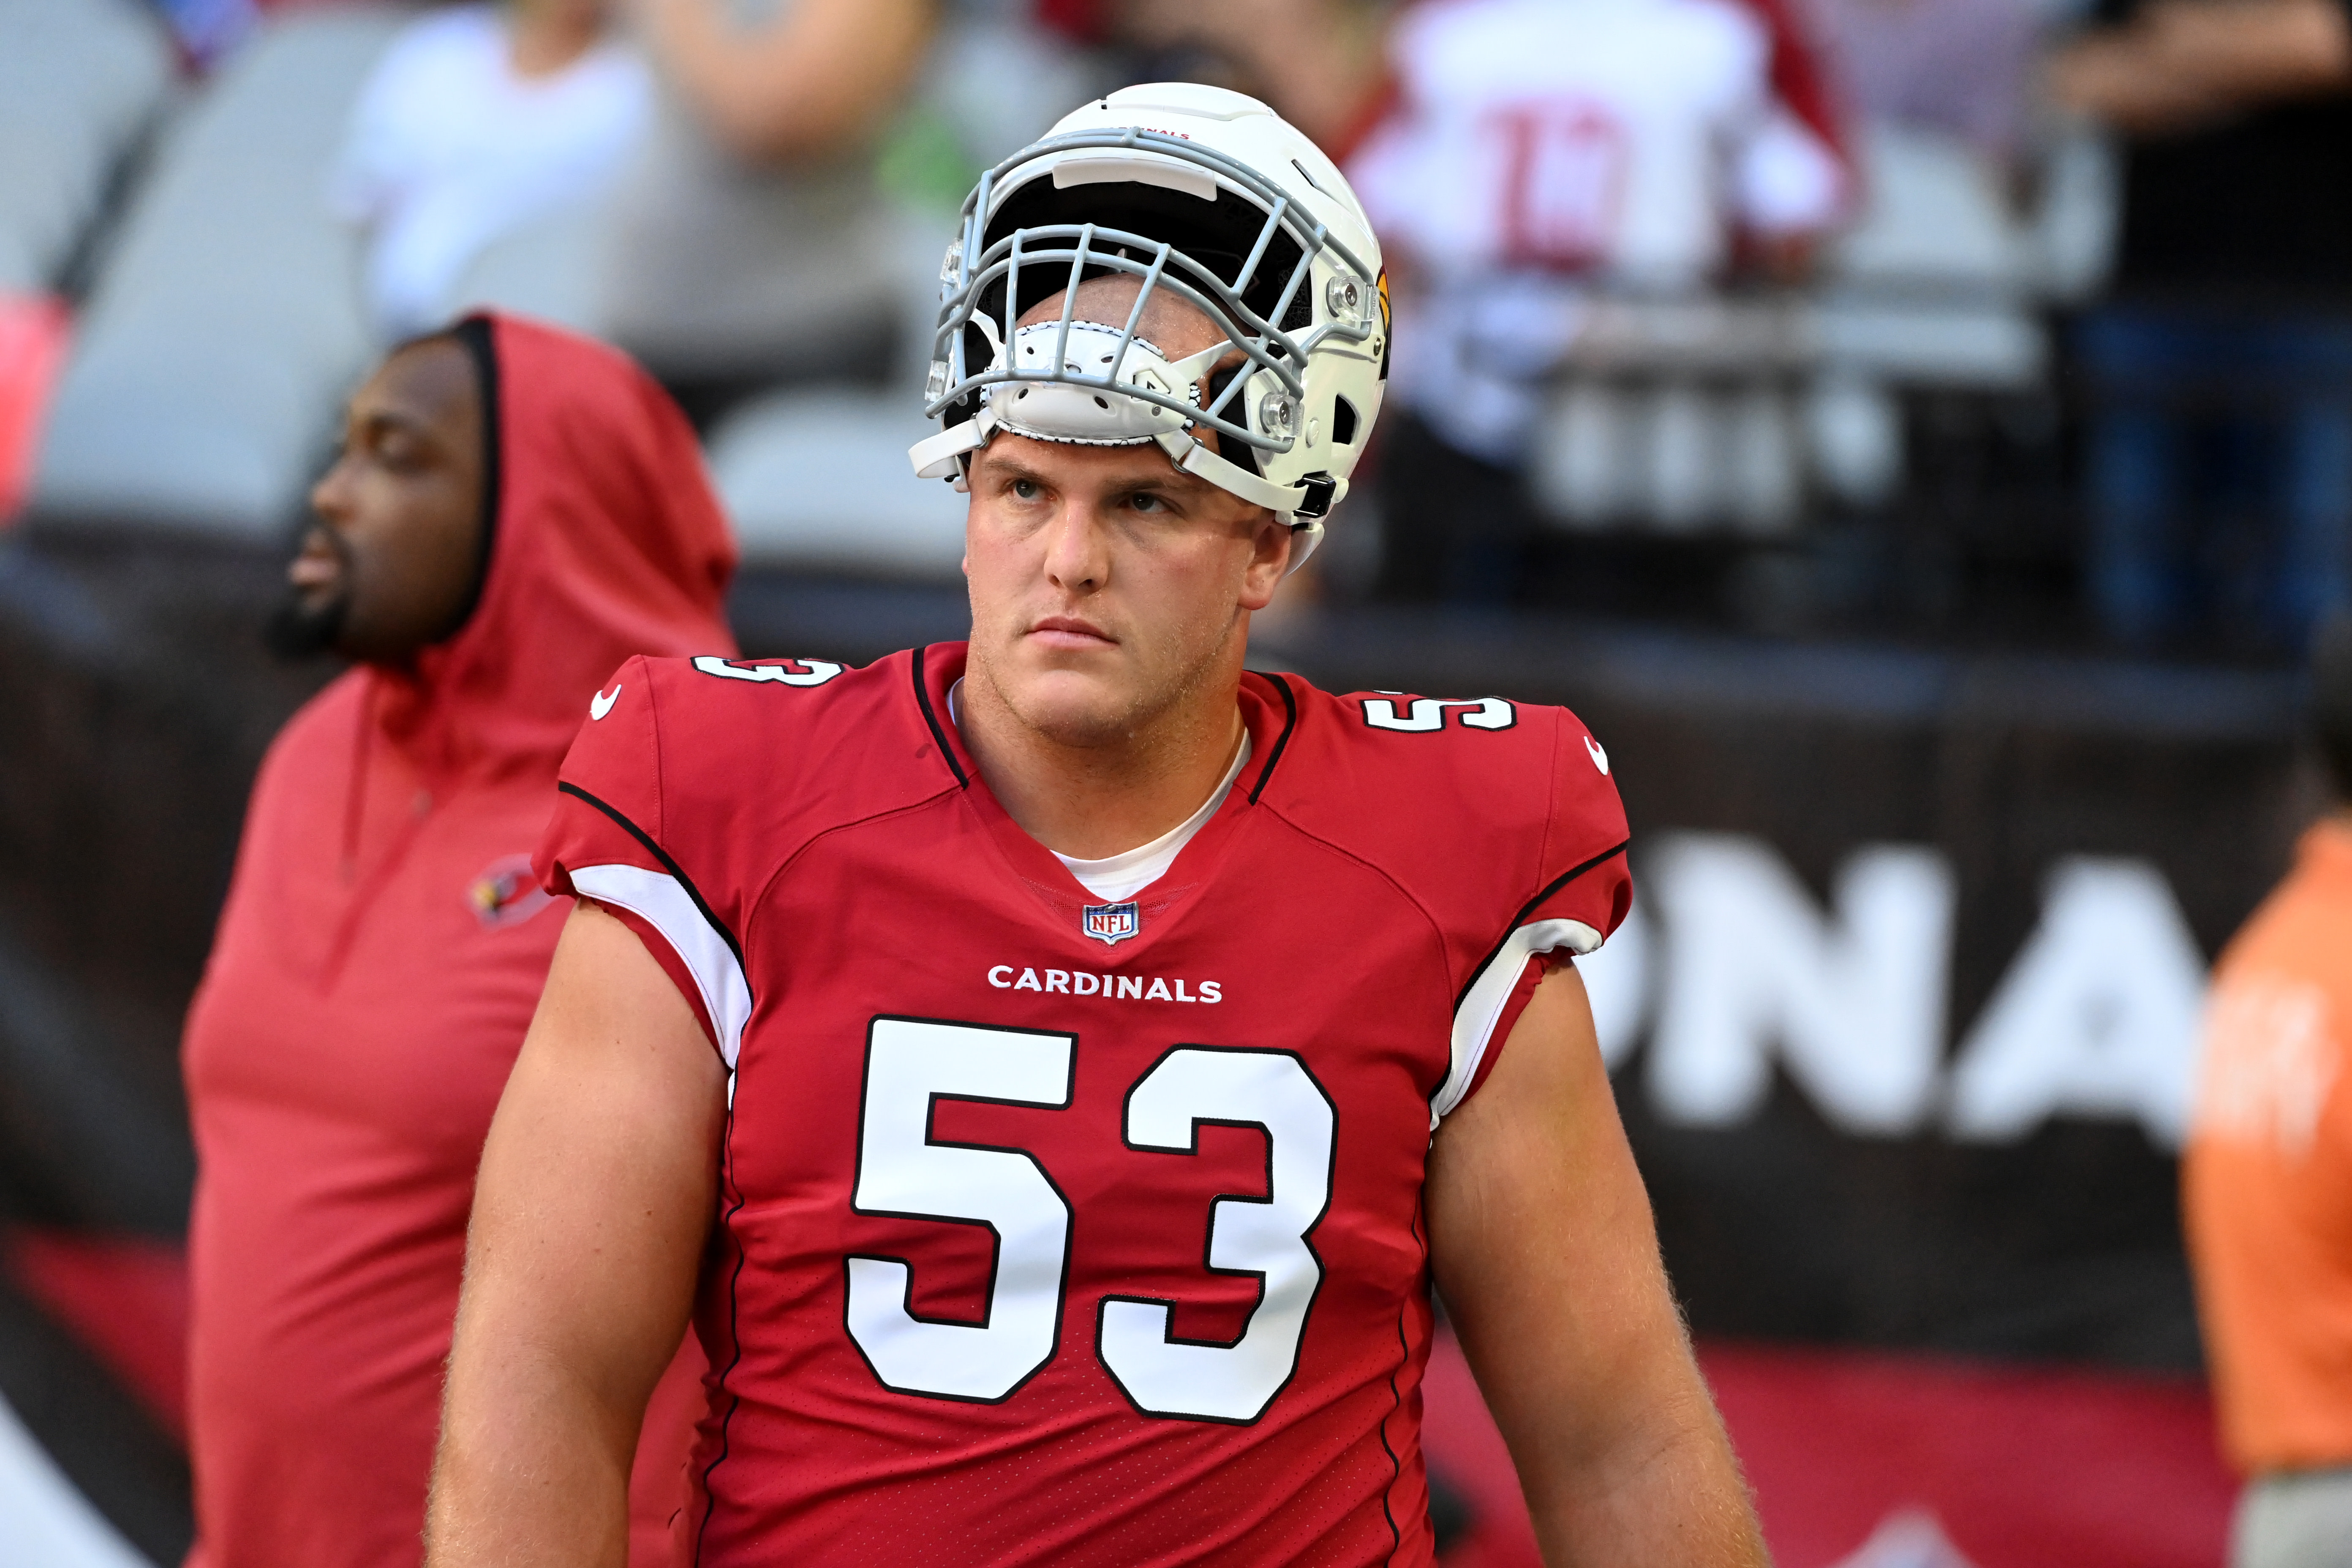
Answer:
[{"xmin": 534, "ymin": 643, "xmax": 1631, "ymax": 1567}]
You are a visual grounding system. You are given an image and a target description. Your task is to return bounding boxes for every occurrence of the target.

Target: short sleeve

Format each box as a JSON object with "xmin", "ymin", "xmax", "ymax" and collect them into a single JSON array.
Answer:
[
  {"xmin": 1432, "ymin": 710, "xmax": 1633, "ymax": 1123},
  {"xmin": 534, "ymin": 656, "xmax": 750, "ymax": 1067}
]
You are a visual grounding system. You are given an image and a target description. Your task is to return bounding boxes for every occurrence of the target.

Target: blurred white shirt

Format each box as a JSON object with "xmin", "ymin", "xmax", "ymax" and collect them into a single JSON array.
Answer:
[
  {"xmin": 332, "ymin": 5, "xmax": 651, "ymax": 338},
  {"xmin": 1349, "ymin": 0, "xmax": 1846, "ymax": 460}
]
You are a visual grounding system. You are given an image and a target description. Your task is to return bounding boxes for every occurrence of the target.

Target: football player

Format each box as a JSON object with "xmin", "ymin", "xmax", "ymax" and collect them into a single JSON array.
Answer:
[{"xmin": 425, "ymin": 86, "xmax": 1767, "ymax": 1567}]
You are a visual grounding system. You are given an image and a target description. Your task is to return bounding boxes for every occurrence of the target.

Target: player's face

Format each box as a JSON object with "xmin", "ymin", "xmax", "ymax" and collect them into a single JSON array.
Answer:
[
  {"xmin": 272, "ymin": 336, "xmax": 485, "ymax": 664},
  {"xmin": 962, "ymin": 433, "xmax": 1291, "ymax": 749}
]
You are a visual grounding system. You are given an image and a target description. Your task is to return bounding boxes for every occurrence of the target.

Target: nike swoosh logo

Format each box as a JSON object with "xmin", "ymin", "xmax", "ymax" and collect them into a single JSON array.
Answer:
[
  {"xmin": 590, "ymin": 685, "xmax": 621, "ymax": 721},
  {"xmin": 1584, "ymin": 735, "xmax": 1609, "ymax": 775}
]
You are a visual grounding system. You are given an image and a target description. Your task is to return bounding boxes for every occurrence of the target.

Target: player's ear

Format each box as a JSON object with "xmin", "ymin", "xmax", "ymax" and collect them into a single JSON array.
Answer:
[
  {"xmin": 959, "ymin": 482, "xmax": 974, "ymax": 580},
  {"xmin": 1238, "ymin": 510, "xmax": 1291, "ymax": 610}
]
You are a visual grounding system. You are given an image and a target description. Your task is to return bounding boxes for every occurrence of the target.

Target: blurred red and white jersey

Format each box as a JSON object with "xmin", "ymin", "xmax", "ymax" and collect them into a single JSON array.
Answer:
[{"xmin": 1348, "ymin": 0, "xmax": 1848, "ymax": 457}]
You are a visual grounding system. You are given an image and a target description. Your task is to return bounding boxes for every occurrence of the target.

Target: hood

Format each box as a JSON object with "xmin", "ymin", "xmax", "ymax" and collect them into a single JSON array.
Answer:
[{"xmin": 370, "ymin": 313, "xmax": 739, "ymax": 782}]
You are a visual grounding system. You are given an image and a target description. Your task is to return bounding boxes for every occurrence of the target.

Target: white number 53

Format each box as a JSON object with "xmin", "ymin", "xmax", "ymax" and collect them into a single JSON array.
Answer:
[{"xmin": 844, "ymin": 1017, "xmax": 1336, "ymax": 1424}]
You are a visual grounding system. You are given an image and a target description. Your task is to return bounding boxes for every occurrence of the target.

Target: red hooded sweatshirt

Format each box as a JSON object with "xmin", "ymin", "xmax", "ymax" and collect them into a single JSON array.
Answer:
[{"xmin": 182, "ymin": 315, "xmax": 738, "ymax": 1568}]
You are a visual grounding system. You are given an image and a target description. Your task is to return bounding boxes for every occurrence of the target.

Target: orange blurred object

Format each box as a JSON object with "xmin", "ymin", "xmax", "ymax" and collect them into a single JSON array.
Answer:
[{"xmin": 2185, "ymin": 819, "xmax": 2352, "ymax": 1474}]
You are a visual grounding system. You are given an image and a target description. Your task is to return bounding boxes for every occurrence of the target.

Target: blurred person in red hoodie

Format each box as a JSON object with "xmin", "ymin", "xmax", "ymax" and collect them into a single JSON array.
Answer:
[{"xmin": 180, "ymin": 313, "xmax": 739, "ymax": 1568}]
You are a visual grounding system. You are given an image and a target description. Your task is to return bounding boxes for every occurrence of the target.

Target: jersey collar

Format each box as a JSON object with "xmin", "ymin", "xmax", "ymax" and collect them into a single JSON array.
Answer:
[{"xmin": 909, "ymin": 642, "xmax": 1301, "ymax": 936}]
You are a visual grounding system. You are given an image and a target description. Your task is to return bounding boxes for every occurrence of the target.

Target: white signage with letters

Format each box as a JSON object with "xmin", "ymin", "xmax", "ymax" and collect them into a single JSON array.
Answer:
[{"xmin": 1577, "ymin": 833, "xmax": 2210, "ymax": 1151}]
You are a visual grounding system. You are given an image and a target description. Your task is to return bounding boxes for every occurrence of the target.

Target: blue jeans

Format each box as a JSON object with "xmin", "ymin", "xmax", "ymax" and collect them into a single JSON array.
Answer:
[{"xmin": 2076, "ymin": 308, "xmax": 2352, "ymax": 651}]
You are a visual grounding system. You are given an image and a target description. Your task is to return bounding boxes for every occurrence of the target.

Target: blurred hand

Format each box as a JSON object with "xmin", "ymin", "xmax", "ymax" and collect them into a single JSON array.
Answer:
[
  {"xmin": 1114, "ymin": 0, "xmax": 1392, "ymax": 154},
  {"xmin": 506, "ymin": 0, "xmax": 611, "ymax": 76},
  {"xmin": 634, "ymin": 0, "xmax": 935, "ymax": 165},
  {"xmin": 2049, "ymin": 0, "xmax": 2352, "ymax": 136}
]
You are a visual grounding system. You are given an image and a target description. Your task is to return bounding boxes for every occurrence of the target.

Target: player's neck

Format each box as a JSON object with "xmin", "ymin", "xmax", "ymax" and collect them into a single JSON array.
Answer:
[{"xmin": 956, "ymin": 666, "xmax": 1248, "ymax": 863}]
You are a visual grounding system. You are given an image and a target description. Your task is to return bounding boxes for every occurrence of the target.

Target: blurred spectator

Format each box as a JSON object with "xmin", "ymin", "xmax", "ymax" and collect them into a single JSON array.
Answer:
[
  {"xmin": 1787, "ymin": 0, "xmax": 2076, "ymax": 536},
  {"xmin": 182, "ymin": 316, "xmax": 733, "ymax": 1568},
  {"xmin": 331, "ymin": 0, "xmax": 651, "ymax": 340},
  {"xmin": 598, "ymin": 0, "xmax": 934, "ymax": 418},
  {"xmin": 1348, "ymin": 0, "xmax": 1848, "ymax": 600},
  {"xmin": 1098, "ymin": 0, "xmax": 1392, "ymax": 153},
  {"xmin": 2184, "ymin": 615, "xmax": 2352, "ymax": 1568},
  {"xmin": 1799, "ymin": 0, "xmax": 2043, "ymax": 163},
  {"xmin": 2053, "ymin": 0, "xmax": 2352, "ymax": 653}
]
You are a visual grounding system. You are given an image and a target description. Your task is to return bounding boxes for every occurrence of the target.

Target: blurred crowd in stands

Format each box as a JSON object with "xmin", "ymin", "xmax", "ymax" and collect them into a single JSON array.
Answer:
[{"xmin": 4, "ymin": 0, "xmax": 2352, "ymax": 659}]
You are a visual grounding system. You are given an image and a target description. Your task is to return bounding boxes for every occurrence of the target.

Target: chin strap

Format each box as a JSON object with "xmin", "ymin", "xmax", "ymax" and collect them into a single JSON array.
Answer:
[
  {"xmin": 1149, "ymin": 429, "xmax": 1291, "ymax": 513},
  {"xmin": 1151, "ymin": 430, "xmax": 1336, "ymax": 570},
  {"xmin": 1286, "ymin": 517, "xmax": 1326, "ymax": 569},
  {"xmin": 910, "ymin": 413, "xmax": 996, "ymax": 485}
]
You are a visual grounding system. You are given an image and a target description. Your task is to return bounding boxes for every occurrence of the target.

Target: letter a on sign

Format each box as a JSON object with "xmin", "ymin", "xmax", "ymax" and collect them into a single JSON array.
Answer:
[{"xmin": 1946, "ymin": 858, "xmax": 2207, "ymax": 1150}]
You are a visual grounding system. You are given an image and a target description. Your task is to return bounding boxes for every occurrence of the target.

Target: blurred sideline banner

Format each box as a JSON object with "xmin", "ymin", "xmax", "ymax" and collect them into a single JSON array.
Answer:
[
  {"xmin": 1428, "ymin": 1328, "xmax": 2230, "ymax": 1568},
  {"xmin": 2, "ymin": 1229, "xmax": 2233, "ymax": 1568}
]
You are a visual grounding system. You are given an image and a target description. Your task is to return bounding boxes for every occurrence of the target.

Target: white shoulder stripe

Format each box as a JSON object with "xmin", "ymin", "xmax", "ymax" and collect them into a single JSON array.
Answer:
[
  {"xmin": 570, "ymin": 863, "xmax": 753, "ymax": 1071},
  {"xmin": 1432, "ymin": 917, "xmax": 1603, "ymax": 1128}
]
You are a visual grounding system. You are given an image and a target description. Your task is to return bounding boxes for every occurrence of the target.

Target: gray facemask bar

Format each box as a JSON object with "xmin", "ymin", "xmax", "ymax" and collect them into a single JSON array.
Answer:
[{"xmin": 924, "ymin": 128, "xmax": 1379, "ymax": 457}]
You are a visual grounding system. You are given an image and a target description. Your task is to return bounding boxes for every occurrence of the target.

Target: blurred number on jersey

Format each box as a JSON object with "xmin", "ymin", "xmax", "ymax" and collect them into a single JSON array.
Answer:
[{"xmin": 1487, "ymin": 100, "xmax": 1627, "ymax": 270}]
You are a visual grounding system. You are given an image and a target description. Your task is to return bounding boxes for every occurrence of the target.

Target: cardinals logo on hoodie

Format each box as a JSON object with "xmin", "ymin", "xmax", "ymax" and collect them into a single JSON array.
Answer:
[{"xmin": 468, "ymin": 853, "xmax": 554, "ymax": 927}]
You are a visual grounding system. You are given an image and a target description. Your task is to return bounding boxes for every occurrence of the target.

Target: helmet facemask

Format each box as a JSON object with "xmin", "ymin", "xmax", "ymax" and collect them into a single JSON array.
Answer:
[{"xmin": 910, "ymin": 125, "xmax": 1385, "ymax": 567}]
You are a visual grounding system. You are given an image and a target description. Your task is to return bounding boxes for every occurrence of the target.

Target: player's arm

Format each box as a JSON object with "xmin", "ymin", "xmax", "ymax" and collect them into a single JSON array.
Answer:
[
  {"xmin": 425, "ymin": 900, "xmax": 727, "ymax": 1568},
  {"xmin": 1426, "ymin": 964, "xmax": 1767, "ymax": 1566}
]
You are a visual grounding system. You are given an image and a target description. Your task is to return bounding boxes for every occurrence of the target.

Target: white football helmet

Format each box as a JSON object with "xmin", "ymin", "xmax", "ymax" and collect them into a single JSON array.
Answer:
[{"xmin": 907, "ymin": 83, "xmax": 1389, "ymax": 569}]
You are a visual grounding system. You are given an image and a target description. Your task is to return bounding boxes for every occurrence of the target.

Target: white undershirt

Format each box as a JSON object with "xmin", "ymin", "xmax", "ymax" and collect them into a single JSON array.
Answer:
[{"xmin": 948, "ymin": 680, "xmax": 1251, "ymax": 903}]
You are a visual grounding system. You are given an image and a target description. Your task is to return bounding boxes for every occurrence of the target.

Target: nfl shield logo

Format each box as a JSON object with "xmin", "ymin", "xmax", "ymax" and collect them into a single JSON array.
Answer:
[{"xmin": 1081, "ymin": 901, "xmax": 1140, "ymax": 946}]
